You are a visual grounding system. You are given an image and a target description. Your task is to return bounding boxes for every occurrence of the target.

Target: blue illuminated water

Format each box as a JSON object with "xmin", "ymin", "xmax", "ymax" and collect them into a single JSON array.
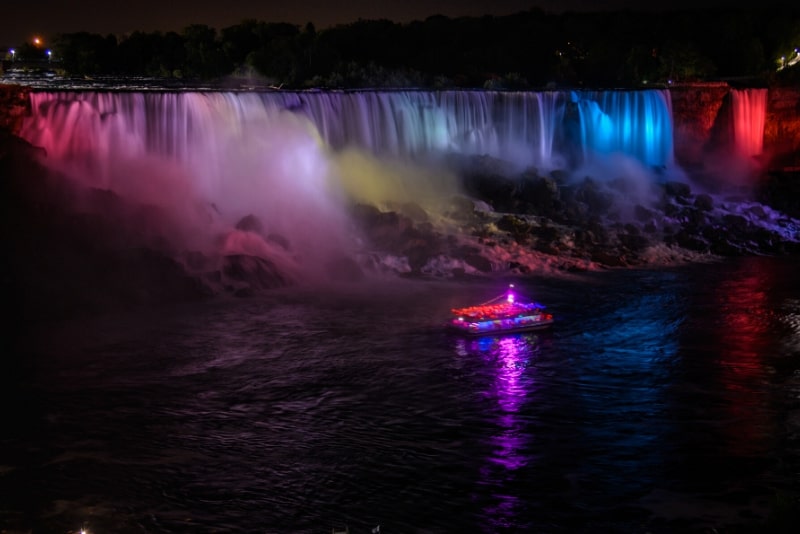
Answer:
[{"xmin": 2, "ymin": 256, "xmax": 799, "ymax": 533}]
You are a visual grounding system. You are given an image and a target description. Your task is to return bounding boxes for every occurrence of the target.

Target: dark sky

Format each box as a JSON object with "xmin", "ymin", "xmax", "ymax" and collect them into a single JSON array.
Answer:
[{"xmin": 0, "ymin": 0, "xmax": 766, "ymax": 48}]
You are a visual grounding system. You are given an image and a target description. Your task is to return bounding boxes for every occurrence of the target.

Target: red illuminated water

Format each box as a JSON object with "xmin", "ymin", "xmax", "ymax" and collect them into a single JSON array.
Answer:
[{"xmin": 731, "ymin": 88, "xmax": 767, "ymax": 159}]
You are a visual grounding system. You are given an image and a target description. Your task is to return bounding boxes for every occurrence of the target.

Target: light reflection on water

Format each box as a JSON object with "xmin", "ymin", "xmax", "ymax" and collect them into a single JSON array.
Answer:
[
  {"xmin": 2, "ymin": 258, "xmax": 800, "ymax": 533},
  {"xmin": 456, "ymin": 332, "xmax": 542, "ymax": 530}
]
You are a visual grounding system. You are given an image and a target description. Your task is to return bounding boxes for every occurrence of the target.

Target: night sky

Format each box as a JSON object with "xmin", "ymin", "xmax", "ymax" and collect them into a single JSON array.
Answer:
[{"xmin": 1, "ymin": 0, "xmax": 753, "ymax": 49}]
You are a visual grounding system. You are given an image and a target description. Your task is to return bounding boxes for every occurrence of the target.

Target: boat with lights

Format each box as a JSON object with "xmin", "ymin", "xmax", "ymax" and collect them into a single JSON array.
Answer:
[{"xmin": 447, "ymin": 284, "xmax": 554, "ymax": 335}]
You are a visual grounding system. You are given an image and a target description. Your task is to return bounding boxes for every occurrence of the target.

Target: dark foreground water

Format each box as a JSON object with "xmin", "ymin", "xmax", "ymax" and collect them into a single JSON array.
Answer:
[{"xmin": 2, "ymin": 256, "xmax": 800, "ymax": 534}]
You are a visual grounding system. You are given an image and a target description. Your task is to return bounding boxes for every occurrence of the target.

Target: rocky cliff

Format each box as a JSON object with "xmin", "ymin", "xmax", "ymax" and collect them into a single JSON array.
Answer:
[
  {"xmin": 0, "ymin": 84, "xmax": 30, "ymax": 135},
  {"xmin": 764, "ymin": 86, "xmax": 800, "ymax": 169}
]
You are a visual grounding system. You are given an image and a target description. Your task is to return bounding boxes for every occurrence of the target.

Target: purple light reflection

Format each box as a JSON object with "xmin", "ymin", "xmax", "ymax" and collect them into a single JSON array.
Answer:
[
  {"xmin": 489, "ymin": 335, "xmax": 538, "ymax": 470},
  {"xmin": 457, "ymin": 332, "xmax": 543, "ymax": 530}
]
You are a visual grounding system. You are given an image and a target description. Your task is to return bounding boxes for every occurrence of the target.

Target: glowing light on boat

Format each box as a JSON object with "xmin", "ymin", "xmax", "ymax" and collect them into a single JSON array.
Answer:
[{"xmin": 449, "ymin": 284, "xmax": 553, "ymax": 335}]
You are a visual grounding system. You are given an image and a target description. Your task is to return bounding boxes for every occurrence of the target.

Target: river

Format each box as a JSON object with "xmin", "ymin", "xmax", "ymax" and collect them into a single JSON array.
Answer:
[{"xmin": 2, "ymin": 256, "xmax": 799, "ymax": 533}]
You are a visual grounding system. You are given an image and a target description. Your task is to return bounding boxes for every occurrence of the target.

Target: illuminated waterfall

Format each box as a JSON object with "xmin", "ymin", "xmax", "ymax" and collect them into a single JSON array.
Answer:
[
  {"xmin": 21, "ymin": 89, "xmax": 678, "ymax": 176},
  {"xmin": 697, "ymin": 87, "xmax": 768, "ymax": 188},
  {"xmin": 568, "ymin": 90, "xmax": 675, "ymax": 168},
  {"xmin": 19, "ymin": 88, "xmax": 682, "ymax": 281},
  {"xmin": 731, "ymin": 88, "xmax": 767, "ymax": 159}
]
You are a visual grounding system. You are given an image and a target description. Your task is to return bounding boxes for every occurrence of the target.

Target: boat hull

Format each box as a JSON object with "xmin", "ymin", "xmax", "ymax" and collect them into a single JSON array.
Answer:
[{"xmin": 447, "ymin": 313, "xmax": 554, "ymax": 336}]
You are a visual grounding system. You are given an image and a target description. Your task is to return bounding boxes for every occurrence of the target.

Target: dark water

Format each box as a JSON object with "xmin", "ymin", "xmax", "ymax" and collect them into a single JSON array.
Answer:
[{"xmin": 3, "ymin": 257, "xmax": 800, "ymax": 534}]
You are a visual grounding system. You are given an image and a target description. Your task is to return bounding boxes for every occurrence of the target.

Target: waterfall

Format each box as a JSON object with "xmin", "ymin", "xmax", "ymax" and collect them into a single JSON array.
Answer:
[
  {"xmin": 19, "ymin": 88, "xmax": 681, "ymax": 282},
  {"xmin": 731, "ymin": 88, "xmax": 767, "ymax": 159},
  {"xmin": 697, "ymin": 87, "xmax": 768, "ymax": 189},
  {"xmin": 569, "ymin": 90, "xmax": 675, "ymax": 168},
  {"xmin": 21, "ymin": 88, "xmax": 679, "ymax": 187}
]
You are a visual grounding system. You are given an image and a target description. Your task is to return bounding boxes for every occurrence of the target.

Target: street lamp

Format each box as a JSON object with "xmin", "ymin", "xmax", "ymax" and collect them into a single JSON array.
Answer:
[
  {"xmin": 9, "ymin": 48, "xmax": 14, "ymax": 61},
  {"xmin": 46, "ymin": 49, "xmax": 52, "ymax": 61}
]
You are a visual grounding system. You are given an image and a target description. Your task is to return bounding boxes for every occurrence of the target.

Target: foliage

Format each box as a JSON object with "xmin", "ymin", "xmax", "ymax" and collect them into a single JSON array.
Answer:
[{"xmin": 11, "ymin": 7, "xmax": 796, "ymax": 88}]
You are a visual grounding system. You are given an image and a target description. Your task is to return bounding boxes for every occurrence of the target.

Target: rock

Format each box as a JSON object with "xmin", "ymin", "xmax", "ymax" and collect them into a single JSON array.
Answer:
[
  {"xmin": 221, "ymin": 254, "xmax": 292, "ymax": 292},
  {"xmin": 235, "ymin": 214, "xmax": 264, "ymax": 233},
  {"xmin": 664, "ymin": 181, "xmax": 692, "ymax": 198},
  {"xmin": 462, "ymin": 253, "xmax": 493, "ymax": 273},
  {"xmin": 694, "ymin": 194, "xmax": 714, "ymax": 211}
]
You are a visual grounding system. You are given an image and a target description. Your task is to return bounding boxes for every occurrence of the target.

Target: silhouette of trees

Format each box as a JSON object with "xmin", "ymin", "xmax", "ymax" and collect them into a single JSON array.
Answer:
[
  {"xmin": 52, "ymin": 32, "xmax": 116, "ymax": 75},
  {"xmin": 116, "ymin": 31, "xmax": 185, "ymax": 77},
  {"xmin": 24, "ymin": 6, "xmax": 798, "ymax": 88},
  {"xmin": 182, "ymin": 24, "xmax": 230, "ymax": 79}
]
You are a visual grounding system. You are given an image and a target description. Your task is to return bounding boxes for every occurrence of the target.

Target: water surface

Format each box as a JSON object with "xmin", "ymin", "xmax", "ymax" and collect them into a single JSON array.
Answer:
[{"xmin": 2, "ymin": 257, "xmax": 799, "ymax": 533}]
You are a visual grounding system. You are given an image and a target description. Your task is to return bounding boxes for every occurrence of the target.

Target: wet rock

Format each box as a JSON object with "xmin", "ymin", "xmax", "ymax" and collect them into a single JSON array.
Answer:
[
  {"xmin": 222, "ymin": 254, "xmax": 292, "ymax": 292},
  {"xmin": 664, "ymin": 181, "xmax": 692, "ymax": 198},
  {"xmin": 694, "ymin": 194, "xmax": 714, "ymax": 211},
  {"xmin": 462, "ymin": 253, "xmax": 493, "ymax": 273},
  {"xmin": 235, "ymin": 214, "xmax": 263, "ymax": 233}
]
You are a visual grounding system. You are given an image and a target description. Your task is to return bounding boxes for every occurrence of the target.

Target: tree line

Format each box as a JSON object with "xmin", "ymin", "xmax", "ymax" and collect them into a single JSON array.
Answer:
[{"xmin": 9, "ymin": 7, "xmax": 800, "ymax": 88}]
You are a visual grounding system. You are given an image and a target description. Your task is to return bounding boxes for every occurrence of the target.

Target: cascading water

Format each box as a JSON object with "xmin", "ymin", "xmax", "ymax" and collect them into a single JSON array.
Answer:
[
  {"xmin": 568, "ymin": 90, "xmax": 675, "ymax": 168},
  {"xmin": 731, "ymin": 88, "xmax": 767, "ymax": 160},
  {"xmin": 17, "ymin": 88, "xmax": 766, "ymax": 284},
  {"xmin": 695, "ymin": 87, "xmax": 769, "ymax": 190}
]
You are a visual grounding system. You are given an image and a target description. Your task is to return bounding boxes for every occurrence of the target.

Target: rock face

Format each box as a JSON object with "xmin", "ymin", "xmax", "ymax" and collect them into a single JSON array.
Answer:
[
  {"xmin": 764, "ymin": 87, "xmax": 800, "ymax": 169},
  {"xmin": 0, "ymin": 84, "xmax": 30, "ymax": 134},
  {"xmin": 669, "ymin": 83, "xmax": 733, "ymax": 170}
]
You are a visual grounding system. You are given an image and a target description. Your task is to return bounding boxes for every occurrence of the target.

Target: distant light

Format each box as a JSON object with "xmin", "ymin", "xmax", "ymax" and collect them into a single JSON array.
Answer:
[{"xmin": 33, "ymin": 37, "xmax": 42, "ymax": 46}]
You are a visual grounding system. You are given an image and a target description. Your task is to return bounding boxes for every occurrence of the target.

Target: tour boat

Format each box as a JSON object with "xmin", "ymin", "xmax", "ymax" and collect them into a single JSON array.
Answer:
[{"xmin": 448, "ymin": 284, "xmax": 554, "ymax": 335}]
